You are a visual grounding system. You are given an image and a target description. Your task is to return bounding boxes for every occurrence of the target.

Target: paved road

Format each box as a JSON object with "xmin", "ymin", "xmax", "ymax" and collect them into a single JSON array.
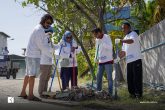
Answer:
[{"xmin": 0, "ymin": 77, "xmax": 91, "ymax": 110}]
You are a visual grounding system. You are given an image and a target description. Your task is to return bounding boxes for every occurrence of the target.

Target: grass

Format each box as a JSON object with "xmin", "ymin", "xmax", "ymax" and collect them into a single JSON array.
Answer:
[{"xmin": 78, "ymin": 79, "xmax": 165, "ymax": 110}]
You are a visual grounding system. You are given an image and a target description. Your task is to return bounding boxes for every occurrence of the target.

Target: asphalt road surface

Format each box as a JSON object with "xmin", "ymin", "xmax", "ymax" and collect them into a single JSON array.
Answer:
[{"xmin": 0, "ymin": 77, "xmax": 93, "ymax": 110}]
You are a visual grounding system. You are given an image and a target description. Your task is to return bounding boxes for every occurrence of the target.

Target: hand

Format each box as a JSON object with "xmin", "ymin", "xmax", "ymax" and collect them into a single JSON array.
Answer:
[
  {"xmin": 59, "ymin": 40, "xmax": 65, "ymax": 46},
  {"xmin": 115, "ymin": 39, "xmax": 121, "ymax": 44},
  {"xmin": 45, "ymin": 32, "xmax": 53, "ymax": 36},
  {"xmin": 72, "ymin": 41, "xmax": 78, "ymax": 48},
  {"xmin": 114, "ymin": 56, "xmax": 120, "ymax": 63},
  {"xmin": 71, "ymin": 47, "xmax": 76, "ymax": 53},
  {"xmin": 119, "ymin": 51, "xmax": 126, "ymax": 59}
]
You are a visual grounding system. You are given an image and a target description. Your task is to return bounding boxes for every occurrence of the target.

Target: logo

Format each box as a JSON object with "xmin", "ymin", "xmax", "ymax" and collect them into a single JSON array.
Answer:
[{"xmin": 8, "ymin": 97, "xmax": 14, "ymax": 103}]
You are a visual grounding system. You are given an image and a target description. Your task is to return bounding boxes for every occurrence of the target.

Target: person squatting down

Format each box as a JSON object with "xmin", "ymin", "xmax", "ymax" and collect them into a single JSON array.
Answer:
[
  {"xmin": 59, "ymin": 31, "xmax": 81, "ymax": 90},
  {"xmin": 92, "ymin": 28, "xmax": 114, "ymax": 96}
]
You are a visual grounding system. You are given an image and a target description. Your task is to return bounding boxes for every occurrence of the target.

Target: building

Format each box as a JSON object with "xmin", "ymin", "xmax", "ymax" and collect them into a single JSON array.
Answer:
[{"xmin": 0, "ymin": 32, "xmax": 10, "ymax": 55}]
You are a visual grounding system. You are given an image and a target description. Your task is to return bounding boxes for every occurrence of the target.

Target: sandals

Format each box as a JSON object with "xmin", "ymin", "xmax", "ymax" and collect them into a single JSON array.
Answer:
[
  {"xmin": 18, "ymin": 95, "xmax": 28, "ymax": 99},
  {"xmin": 28, "ymin": 96, "xmax": 42, "ymax": 102}
]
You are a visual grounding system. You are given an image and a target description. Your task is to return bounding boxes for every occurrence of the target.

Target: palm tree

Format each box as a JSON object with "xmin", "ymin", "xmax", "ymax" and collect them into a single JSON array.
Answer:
[{"xmin": 154, "ymin": 0, "xmax": 165, "ymax": 23}]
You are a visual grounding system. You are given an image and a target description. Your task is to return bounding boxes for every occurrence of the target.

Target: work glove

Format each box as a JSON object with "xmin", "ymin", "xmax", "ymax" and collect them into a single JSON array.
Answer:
[
  {"xmin": 59, "ymin": 40, "xmax": 65, "ymax": 46},
  {"xmin": 72, "ymin": 40, "xmax": 78, "ymax": 48},
  {"xmin": 115, "ymin": 39, "xmax": 121, "ymax": 44},
  {"xmin": 114, "ymin": 56, "xmax": 120, "ymax": 63},
  {"xmin": 55, "ymin": 55, "xmax": 61, "ymax": 60},
  {"xmin": 45, "ymin": 32, "xmax": 53, "ymax": 36}
]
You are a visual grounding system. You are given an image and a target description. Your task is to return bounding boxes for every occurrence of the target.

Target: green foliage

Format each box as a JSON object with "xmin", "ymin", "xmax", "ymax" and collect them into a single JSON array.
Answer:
[
  {"xmin": 17, "ymin": 0, "xmax": 163, "ymax": 78},
  {"xmin": 77, "ymin": 48, "xmax": 96, "ymax": 77}
]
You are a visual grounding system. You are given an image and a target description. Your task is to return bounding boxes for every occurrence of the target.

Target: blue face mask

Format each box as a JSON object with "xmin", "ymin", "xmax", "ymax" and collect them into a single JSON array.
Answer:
[{"xmin": 44, "ymin": 26, "xmax": 54, "ymax": 33}]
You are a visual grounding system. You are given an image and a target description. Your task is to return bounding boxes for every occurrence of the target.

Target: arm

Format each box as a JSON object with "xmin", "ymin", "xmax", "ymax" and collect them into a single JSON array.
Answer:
[
  {"xmin": 121, "ymin": 32, "xmax": 139, "ymax": 44},
  {"xmin": 121, "ymin": 39, "xmax": 134, "ymax": 44}
]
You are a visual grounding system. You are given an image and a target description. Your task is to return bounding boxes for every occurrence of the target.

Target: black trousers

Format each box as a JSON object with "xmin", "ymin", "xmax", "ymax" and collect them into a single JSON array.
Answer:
[
  {"xmin": 60, "ymin": 67, "xmax": 78, "ymax": 90},
  {"xmin": 127, "ymin": 59, "xmax": 143, "ymax": 96}
]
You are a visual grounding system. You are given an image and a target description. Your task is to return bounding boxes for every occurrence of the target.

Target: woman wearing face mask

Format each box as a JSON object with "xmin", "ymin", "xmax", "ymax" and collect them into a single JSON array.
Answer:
[{"xmin": 59, "ymin": 31, "xmax": 81, "ymax": 90}]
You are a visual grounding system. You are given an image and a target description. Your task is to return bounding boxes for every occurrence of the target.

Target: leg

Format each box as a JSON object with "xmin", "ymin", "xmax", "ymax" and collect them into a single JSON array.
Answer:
[
  {"xmin": 127, "ymin": 62, "xmax": 135, "ymax": 96},
  {"xmin": 28, "ymin": 76, "xmax": 35, "ymax": 99},
  {"xmin": 97, "ymin": 65, "xmax": 104, "ymax": 91},
  {"xmin": 20, "ymin": 57, "xmax": 30, "ymax": 97},
  {"xmin": 38, "ymin": 65, "xmax": 50, "ymax": 95},
  {"xmin": 66, "ymin": 68, "xmax": 71, "ymax": 88},
  {"xmin": 133, "ymin": 59, "xmax": 143, "ymax": 97},
  {"xmin": 44, "ymin": 65, "xmax": 52, "ymax": 91},
  {"xmin": 20, "ymin": 75, "xmax": 29, "ymax": 96},
  {"xmin": 105, "ymin": 64, "xmax": 113, "ymax": 95},
  {"xmin": 27, "ymin": 58, "xmax": 41, "ymax": 101},
  {"xmin": 60, "ymin": 68, "xmax": 67, "ymax": 90}
]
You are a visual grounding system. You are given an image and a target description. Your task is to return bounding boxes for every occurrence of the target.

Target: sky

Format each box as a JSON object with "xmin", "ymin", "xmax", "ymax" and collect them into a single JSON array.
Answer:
[
  {"xmin": 0, "ymin": 0, "xmax": 45, "ymax": 56},
  {"xmin": 0, "ymin": 0, "xmax": 151, "ymax": 56}
]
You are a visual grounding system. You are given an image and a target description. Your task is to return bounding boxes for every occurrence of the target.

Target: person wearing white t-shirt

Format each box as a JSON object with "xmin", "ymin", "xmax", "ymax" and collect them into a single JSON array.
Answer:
[
  {"xmin": 118, "ymin": 23, "xmax": 143, "ymax": 99},
  {"xmin": 92, "ymin": 28, "xmax": 113, "ymax": 96},
  {"xmin": 19, "ymin": 14, "xmax": 54, "ymax": 101}
]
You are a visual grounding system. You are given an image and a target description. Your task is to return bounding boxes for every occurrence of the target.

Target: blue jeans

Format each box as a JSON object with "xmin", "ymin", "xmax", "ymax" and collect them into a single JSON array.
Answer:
[{"xmin": 97, "ymin": 63, "xmax": 113, "ymax": 95}]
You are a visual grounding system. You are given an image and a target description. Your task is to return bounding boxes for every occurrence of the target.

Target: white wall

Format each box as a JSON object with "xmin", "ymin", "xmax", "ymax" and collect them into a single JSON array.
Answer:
[{"xmin": 139, "ymin": 19, "xmax": 165, "ymax": 85}]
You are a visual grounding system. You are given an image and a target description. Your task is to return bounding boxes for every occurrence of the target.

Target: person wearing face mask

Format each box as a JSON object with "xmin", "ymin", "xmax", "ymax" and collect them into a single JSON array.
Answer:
[
  {"xmin": 38, "ymin": 26, "xmax": 60, "ymax": 98},
  {"xmin": 59, "ymin": 31, "xmax": 81, "ymax": 90},
  {"xmin": 91, "ymin": 28, "xmax": 113, "ymax": 96}
]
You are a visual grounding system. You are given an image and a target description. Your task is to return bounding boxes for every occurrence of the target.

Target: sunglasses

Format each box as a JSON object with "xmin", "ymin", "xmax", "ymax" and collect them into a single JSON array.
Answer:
[{"xmin": 66, "ymin": 37, "xmax": 72, "ymax": 39}]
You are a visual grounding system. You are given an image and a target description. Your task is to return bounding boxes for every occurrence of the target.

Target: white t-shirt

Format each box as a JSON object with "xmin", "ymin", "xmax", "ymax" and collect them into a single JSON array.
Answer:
[
  {"xmin": 122, "ymin": 31, "xmax": 142, "ymax": 63},
  {"xmin": 26, "ymin": 24, "xmax": 52, "ymax": 58},
  {"xmin": 95, "ymin": 34, "xmax": 113, "ymax": 63}
]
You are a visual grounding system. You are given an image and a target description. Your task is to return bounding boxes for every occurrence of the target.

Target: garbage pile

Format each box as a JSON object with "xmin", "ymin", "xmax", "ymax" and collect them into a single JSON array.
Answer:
[
  {"xmin": 144, "ymin": 83, "xmax": 165, "ymax": 91},
  {"xmin": 43, "ymin": 86, "xmax": 112, "ymax": 101}
]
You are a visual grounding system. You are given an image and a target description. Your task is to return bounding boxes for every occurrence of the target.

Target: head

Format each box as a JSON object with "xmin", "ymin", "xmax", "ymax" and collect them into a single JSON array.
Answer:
[
  {"xmin": 63, "ymin": 31, "xmax": 73, "ymax": 43},
  {"xmin": 122, "ymin": 22, "xmax": 131, "ymax": 35},
  {"xmin": 40, "ymin": 14, "xmax": 54, "ymax": 29},
  {"xmin": 91, "ymin": 28, "xmax": 103, "ymax": 39}
]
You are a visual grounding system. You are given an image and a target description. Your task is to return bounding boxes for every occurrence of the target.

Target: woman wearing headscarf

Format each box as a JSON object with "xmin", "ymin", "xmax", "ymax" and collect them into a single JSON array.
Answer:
[{"xmin": 59, "ymin": 31, "xmax": 81, "ymax": 90}]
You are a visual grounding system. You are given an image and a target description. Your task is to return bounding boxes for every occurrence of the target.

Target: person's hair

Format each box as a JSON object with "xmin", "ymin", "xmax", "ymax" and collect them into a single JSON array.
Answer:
[
  {"xmin": 123, "ymin": 22, "xmax": 131, "ymax": 28},
  {"xmin": 91, "ymin": 28, "xmax": 102, "ymax": 33},
  {"xmin": 40, "ymin": 14, "xmax": 54, "ymax": 25}
]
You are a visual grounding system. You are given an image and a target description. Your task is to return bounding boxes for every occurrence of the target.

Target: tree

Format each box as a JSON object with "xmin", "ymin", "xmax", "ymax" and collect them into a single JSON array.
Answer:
[
  {"xmin": 18, "ymin": 0, "xmax": 129, "ymax": 79},
  {"xmin": 153, "ymin": 0, "xmax": 165, "ymax": 23}
]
